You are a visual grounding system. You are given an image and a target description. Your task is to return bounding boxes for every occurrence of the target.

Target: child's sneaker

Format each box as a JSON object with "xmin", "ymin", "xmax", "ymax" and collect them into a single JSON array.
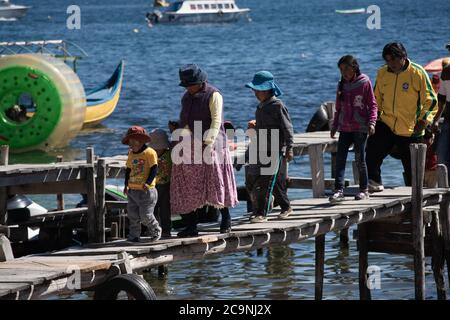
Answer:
[
  {"xmin": 145, "ymin": 226, "xmax": 162, "ymax": 242},
  {"xmin": 368, "ymin": 179, "xmax": 384, "ymax": 192},
  {"xmin": 355, "ymin": 191, "xmax": 370, "ymax": 200},
  {"xmin": 250, "ymin": 215, "xmax": 268, "ymax": 223},
  {"xmin": 329, "ymin": 190, "xmax": 344, "ymax": 203},
  {"xmin": 278, "ymin": 207, "xmax": 293, "ymax": 219}
]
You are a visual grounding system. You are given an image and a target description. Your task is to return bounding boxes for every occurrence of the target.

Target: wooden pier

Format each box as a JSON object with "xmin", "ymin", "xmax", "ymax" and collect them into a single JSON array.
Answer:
[{"xmin": 0, "ymin": 134, "xmax": 450, "ymax": 300}]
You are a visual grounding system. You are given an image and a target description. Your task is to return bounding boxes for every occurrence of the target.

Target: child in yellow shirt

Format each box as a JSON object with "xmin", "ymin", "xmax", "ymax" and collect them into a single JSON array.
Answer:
[{"xmin": 122, "ymin": 126, "xmax": 161, "ymax": 242}]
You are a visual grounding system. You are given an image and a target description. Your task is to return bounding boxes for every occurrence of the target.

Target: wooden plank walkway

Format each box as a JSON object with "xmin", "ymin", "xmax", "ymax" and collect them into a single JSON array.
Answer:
[{"xmin": 1, "ymin": 186, "xmax": 448, "ymax": 300}]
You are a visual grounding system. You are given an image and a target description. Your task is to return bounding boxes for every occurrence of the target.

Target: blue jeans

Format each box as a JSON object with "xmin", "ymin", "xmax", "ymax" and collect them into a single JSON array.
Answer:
[
  {"xmin": 437, "ymin": 121, "xmax": 450, "ymax": 182},
  {"xmin": 335, "ymin": 132, "xmax": 368, "ymax": 191}
]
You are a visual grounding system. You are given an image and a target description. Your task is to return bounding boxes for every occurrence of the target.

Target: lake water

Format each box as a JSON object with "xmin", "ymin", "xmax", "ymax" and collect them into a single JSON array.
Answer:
[{"xmin": 1, "ymin": 0, "xmax": 449, "ymax": 299}]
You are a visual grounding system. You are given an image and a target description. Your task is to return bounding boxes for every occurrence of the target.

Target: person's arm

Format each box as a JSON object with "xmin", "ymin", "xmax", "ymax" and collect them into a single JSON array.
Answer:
[
  {"xmin": 279, "ymin": 103, "xmax": 294, "ymax": 160},
  {"xmin": 204, "ymin": 91, "xmax": 223, "ymax": 145},
  {"xmin": 373, "ymin": 70, "xmax": 383, "ymax": 117},
  {"xmin": 364, "ymin": 78, "xmax": 378, "ymax": 135},
  {"xmin": 145, "ymin": 165, "xmax": 158, "ymax": 187},
  {"xmin": 124, "ymin": 168, "xmax": 131, "ymax": 187},
  {"xmin": 331, "ymin": 88, "xmax": 342, "ymax": 138},
  {"xmin": 418, "ymin": 70, "xmax": 438, "ymax": 125},
  {"xmin": 144, "ymin": 150, "xmax": 158, "ymax": 189},
  {"xmin": 124, "ymin": 154, "xmax": 131, "ymax": 194},
  {"xmin": 432, "ymin": 78, "xmax": 447, "ymax": 127}
]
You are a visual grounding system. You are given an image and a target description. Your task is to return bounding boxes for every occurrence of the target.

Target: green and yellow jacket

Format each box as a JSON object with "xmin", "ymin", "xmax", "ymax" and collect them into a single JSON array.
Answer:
[{"xmin": 374, "ymin": 59, "xmax": 437, "ymax": 137}]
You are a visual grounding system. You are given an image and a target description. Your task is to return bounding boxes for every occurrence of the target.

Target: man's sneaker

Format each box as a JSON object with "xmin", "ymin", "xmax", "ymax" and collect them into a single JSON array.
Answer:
[
  {"xmin": 329, "ymin": 190, "xmax": 345, "ymax": 203},
  {"xmin": 278, "ymin": 207, "xmax": 293, "ymax": 219},
  {"xmin": 368, "ymin": 179, "xmax": 384, "ymax": 192},
  {"xmin": 355, "ymin": 191, "xmax": 370, "ymax": 200},
  {"xmin": 250, "ymin": 215, "xmax": 268, "ymax": 223}
]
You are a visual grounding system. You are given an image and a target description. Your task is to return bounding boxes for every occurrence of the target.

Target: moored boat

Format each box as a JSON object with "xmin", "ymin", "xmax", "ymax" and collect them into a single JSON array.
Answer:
[
  {"xmin": 146, "ymin": 0, "xmax": 250, "ymax": 24},
  {"xmin": 0, "ymin": 0, "xmax": 30, "ymax": 20}
]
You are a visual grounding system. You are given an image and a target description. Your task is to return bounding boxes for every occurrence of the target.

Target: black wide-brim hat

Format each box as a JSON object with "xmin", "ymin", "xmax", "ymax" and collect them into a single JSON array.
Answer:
[{"xmin": 179, "ymin": 64, "xmax": 207, "ymax": 87}]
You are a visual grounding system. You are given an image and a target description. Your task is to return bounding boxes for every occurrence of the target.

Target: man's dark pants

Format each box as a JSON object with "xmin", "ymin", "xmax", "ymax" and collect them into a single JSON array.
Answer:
[{"xmin": 366, "ymin": 121, "xmax": 420, "ymax": 186}]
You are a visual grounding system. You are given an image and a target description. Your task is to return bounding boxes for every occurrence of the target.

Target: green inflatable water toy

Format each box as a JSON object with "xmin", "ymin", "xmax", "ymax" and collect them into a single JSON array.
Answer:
[{"xmin": 0, "ymin": 54, "xmax": 86, "ymax": 153}]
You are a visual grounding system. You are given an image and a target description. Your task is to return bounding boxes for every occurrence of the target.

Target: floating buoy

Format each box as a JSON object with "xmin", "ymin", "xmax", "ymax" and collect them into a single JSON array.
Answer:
[{"xmin": 0, "ymin": 54, "xmax": 86, "ymax": 153}]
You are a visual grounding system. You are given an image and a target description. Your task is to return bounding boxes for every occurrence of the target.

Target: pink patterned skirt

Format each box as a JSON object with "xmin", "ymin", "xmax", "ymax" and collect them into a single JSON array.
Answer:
[{"xmin": 170, "ymin": 140, "xmax": 238, "ymax": 215}]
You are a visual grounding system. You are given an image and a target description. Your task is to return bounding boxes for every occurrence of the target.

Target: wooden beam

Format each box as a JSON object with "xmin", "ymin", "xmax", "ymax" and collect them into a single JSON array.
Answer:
[
  {"xmin": 0, "ymin": 146, "xmax": 8, "ymax": 226},
  {"xmin": 56, "ymin": 156, "xmax": 65, "ymax": 211},
  {"xmin": 0, "ymin": 145, "xmax": 8, "ymax": 166},
  {"xmin": 315, "ymin": 234, "xmax": 325, "ymax": 300},
  {"xmin": 287, "ymin": 177, "xmax": 349, "ymax": 190},
  {"xmin": 0, "ymin": 235, "xmax": 13, "ymax": 262},
  {"xmin": 436, "ymin": 164, "xmax": 450, "ymax": 287},
  {"xmin": 308, "ymin": 143, "xmax": 325, "ymax": 198},
  {"xmin": 96, "ymin": 159, "xmax": 106, "ymax": 243},
  {"xmin": 430, "ymin": 211, "xmax": 447, "ymax": 300},
  {"xmin": 86, "ymin": 147, "xmax": 97, "ymax": 243},
  {"xmin": 0, "ymin": 189, "xmax": 6, "ymax": 226},
  {"xmin": 0, "ymin": 225, "xmax": 9, "ymax": 238},
  {"xmin": 8, "ymin": 180, "xmax": 87, "ymax": 195},
  {"xmin": 0, "ymin": 168, "xmax": 85, "ymax": 187},
  {"xmin": 358, "ymin": 222, "xmax": 371, "ymax": 300},
  {"xmin": 410, "ymin": 143, "xmax": 426, "ymax": 300},
  {"xmin": 105, "ymin": 201, "xmax": 127, "ymax": 209}
]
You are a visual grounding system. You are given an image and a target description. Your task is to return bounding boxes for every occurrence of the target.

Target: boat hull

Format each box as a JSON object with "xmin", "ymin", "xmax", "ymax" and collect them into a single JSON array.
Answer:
[
  {"xmin": 156, "ymin": 11, "xmax": 248, "ymax": 23},
  {"xmin": 0, "ymin": 7, "xmax": 29, "ymax": 20}
]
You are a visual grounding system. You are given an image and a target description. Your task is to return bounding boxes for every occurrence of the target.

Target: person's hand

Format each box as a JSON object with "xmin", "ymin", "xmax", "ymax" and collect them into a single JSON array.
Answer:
[
  {"xmin": 413, "ymin": 120, "xmax": 427, "ymax": 135},
  {"xmin": 330, "ymin": 128, "xmax": 337, "ymax": 139},
  {"xmin": 247, "ymin": 119, "xmax": 256, "ymax": 129},
  {"xmin": 123, "ymin": 186, "xmax": 128, "ymax": 195},
  {"xmin": 431, "ymin": 120, "xmax": 440, "ymax": 133},
  {"xmin": 368, "ymin": 124, "xmax": 376, "ymax": 136},
  {"xmin": 286, "ymin": 149, "xmax": 294, "ymax": 162}
]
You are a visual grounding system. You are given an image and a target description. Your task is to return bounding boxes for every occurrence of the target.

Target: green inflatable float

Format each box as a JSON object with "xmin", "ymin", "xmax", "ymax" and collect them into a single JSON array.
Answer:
[{"xmin": 0, "ymin": 54, "xmax": 86, "ymax": 153}]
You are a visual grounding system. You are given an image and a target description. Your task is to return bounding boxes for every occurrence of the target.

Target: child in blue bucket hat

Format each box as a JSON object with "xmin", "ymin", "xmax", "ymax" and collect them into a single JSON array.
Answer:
[{"xmin": 244, "ymin": 71, "xmax": 295, "ymax": 223}]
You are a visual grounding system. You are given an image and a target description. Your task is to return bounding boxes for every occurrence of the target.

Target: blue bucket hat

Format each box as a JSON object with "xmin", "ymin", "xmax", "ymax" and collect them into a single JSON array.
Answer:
[
  {"xmin": 245, "ymin": 71, "xmax": 283, "ymax": 97},
  {"xmin": 179, "ymin": 64, "xmax": 208, "ymax": 87}
]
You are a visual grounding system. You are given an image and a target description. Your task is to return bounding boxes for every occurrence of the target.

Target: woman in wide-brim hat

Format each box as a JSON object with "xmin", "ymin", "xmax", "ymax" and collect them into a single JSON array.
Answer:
[{"xmin": 170, "ymin": 64, "xmax": 238, "ymax": 237}]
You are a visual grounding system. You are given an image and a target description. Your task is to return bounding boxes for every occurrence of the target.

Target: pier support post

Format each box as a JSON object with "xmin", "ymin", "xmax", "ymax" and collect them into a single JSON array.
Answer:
[
  {"xmin": 315, "ymin": 234, "xmax": 325, "ymax": 300},
  {"xmin": 309, "ymin": 144, "xmax": 325, "ymax": 198},
  {"xmin": 436, "ymin": 164, "xmax": 450, "ymax": 288},
  {"xmin": 0, "ymin": 234, "xmax": 13, "ymax": 262},
  {"xmin": 0, "ymin": 145, "xmax": 9, "ymax": 226},
  {"xmin": 410, "ymin": 143, "xmax": 426, "ymax": 300},
  {"xmin": 56, "ymin": 156, "xmax": 65, "ymax": 211},
  {"xmin": 430, "ymin": 210, "xmax": 447, "ymax": 300},
  {"xmin": 358, "ymin": 222, "xmax": 371, "ymax": 300},
  {"xmin": 86, "ymin": 147, "xmax": 98, "ymax": 243},
  {"xmin": 96, "ymin": 159, "xmax": 106, "ymax": 243}
]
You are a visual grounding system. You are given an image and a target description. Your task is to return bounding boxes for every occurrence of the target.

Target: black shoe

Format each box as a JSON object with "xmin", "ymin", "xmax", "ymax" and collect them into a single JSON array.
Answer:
[
  {"xmin": 177, "ymin": 228, "xmax": 199, "ymax": 238},
  {"xmin": 220, "ymin": 227, "xmax": 231, "ymax": 234}
]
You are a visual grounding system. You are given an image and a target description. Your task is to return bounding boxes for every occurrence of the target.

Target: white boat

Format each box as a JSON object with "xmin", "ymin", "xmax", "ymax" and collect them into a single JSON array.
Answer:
[
  {"xmin": 146, "ymin": 0, "xmax": 250, "ymax": 24},
  {"xmin": 0, "ymin": 0, "xmax": 30, "ymax": 20},
  {"xmin": 335, "ymin": 8, "xmax": 366, "ymax": 14}
]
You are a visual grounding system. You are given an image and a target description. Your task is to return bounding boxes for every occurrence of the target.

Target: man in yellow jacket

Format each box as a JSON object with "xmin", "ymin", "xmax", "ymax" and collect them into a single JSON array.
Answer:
[{"xmin": 366, "ymin": 42, "xmax": 437, "ymax": 190}]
